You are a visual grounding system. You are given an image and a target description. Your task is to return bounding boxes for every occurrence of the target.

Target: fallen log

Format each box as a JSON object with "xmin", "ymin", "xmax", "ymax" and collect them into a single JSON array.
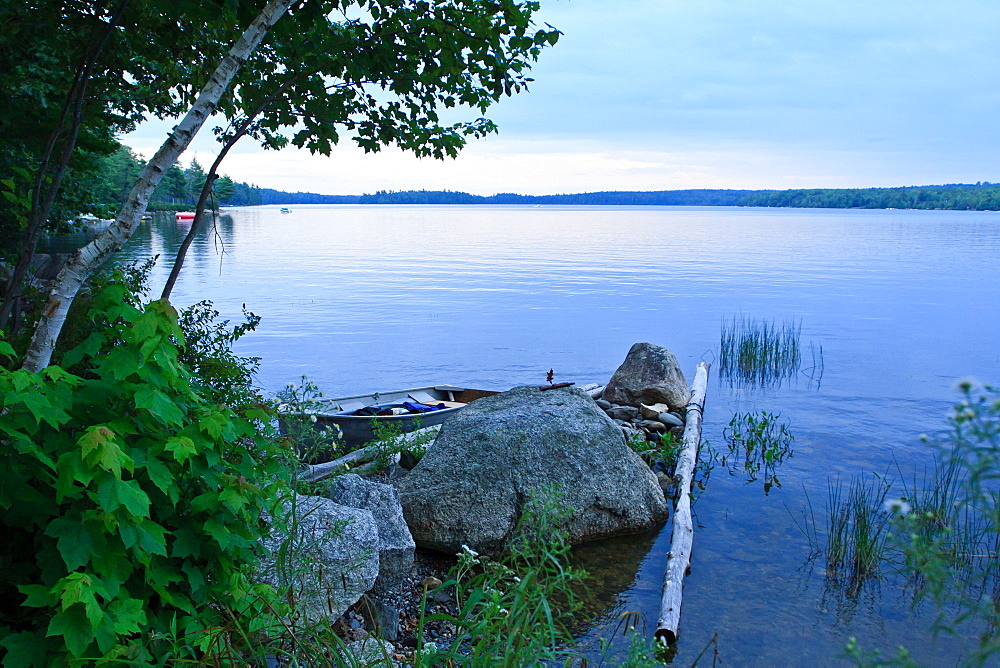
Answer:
[
  {"xmin": 296, "ymin": 424, "xmax": 442, "ymax": 483},
  {"xmin": 655, "ymin": 361, "xmax": 711, "ymax": 646}
]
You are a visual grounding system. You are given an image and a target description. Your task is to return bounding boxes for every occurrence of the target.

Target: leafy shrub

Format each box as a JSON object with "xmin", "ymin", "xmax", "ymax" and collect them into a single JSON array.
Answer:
[{"xmin": 0, "ymin": 279, "xmax": 290, "ymax": 665}]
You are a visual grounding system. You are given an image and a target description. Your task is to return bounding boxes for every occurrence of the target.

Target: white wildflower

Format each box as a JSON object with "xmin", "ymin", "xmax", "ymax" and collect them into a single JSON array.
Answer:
[{"xmin": 884, "ymin": 498, "xmax": 912, "ymax": 516}]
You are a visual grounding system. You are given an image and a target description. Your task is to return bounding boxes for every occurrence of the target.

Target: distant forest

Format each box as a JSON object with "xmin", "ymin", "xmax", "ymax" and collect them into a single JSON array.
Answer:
[
  {"xmin": 347, "ymin": 184, "xmax": 1000, "ymax": 210},
  {"xmin": 97, "ymin": 146, "xmax": 1000, "ymax": 212}
]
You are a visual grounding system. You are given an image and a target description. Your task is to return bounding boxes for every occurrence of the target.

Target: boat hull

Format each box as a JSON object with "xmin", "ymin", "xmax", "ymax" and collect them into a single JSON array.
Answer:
[{"xmin": 287, "ymin": 385, "xmax": 496, "ymax": 447}]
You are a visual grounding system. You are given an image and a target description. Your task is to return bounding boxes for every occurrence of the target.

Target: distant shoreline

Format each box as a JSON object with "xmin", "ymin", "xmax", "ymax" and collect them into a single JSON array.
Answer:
[{"xmin": 253, "ymin": 183, "xmax": 1000, "ymax": 211}]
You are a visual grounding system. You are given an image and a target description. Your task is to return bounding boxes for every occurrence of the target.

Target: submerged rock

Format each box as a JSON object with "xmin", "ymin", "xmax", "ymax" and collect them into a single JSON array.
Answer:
[
  {"xmin": 603, "ymin": 342, "xmax": 691, "ymax": 410},
  {"xmin": 395, "ymin": 385, "xmax": 668, "ymax": 555}
]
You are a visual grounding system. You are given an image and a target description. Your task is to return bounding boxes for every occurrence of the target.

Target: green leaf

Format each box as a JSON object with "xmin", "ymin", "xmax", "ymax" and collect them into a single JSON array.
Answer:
[
  {"xmin": 108, "ymin": 597, "xmax": 147, "ymax": 636},
  {"xmin": 45, "ymin": 516, "xmax": 95, "ymax": 570},
  {"xmin": 143, "ymin": 455, "xmax": 174, "ymax": 496},
  {"xmin": 56, "ymin": 450, "xmax": 94, "ymax": 501},
  {"xmin": 79, "ymin": 425, "xmax": 132, "ymax": 476},
  {"xmin": 135, "ymin": 387, "xmax": 185, "ymax": 425},
  {"xmin": 171, "ymin": 528, "xmax": 201, "ymax": 559},
  {"xmin": 18, "ymin": 584, "xmax": 56, "ymax": 608},
  {"xmin": 1, "ymin": 630, "xmax": 48, "ymax": 667},
  {"xmin": 47, "ymin": 606, "xmax": 94, "ymax": 657},
  {"xmin": 55, "ymin": 572, "xmax": 107, "ymax": 628},
  {"xmin": 96, "ymin": 478, "xmax": 150, "ymax": 517},
  {"xmin": 164, "ymin": 435, "xmax": 197, "ymax": 463}
]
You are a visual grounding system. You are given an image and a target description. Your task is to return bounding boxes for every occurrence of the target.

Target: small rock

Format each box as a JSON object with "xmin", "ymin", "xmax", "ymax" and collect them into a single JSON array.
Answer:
[
  {"xmin": 348, "ymin": 627, "xmax": 369, "ymax": 641},
  {"xmin": 639, "ymin": 403, "xmax": 671, "ymax": 420},
  {"xmin": 669, "ymin": 426, "xmax": 685, "ymax": 439},
  {"xmin": 595, "ymin": 399, "xmax": 612, "ymax": 410},
  {"xmin": 658, "ymin": 412, "xmax": 684, "ymax": 428},
  {"xmin": 639, "ymin": 420, "xmax": 667, "ymax": 433},
  {"xmin": 606, "ymin": 405, "xmax": 640, "ymax": 421}
]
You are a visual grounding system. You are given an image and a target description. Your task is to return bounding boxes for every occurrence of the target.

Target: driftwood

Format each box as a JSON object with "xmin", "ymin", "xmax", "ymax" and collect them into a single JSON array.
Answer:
[
  {"xmin": 655, "ymin": 361, "xmax": 711, "ymax": 646},
  {"xmin": 539, "ymin": 382, "xmax": 574, "ymax": 391},
  {"xmin": 296, "ymin": 424, "xmax": 442, "ymax": 483}
]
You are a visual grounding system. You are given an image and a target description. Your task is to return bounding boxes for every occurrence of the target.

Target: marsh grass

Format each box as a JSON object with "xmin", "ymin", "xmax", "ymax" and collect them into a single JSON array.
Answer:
[
  {"xmin": 719, "ymin": 315, "xmax": 803, "ymax": 389},
  {"xmin": 793, "ymin": 473, "xmax": 894, "ymax": 598}
]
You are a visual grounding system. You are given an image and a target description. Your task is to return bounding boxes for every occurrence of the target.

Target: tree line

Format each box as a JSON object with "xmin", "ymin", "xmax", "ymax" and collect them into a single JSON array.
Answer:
[
  {"xmin": 351, "ymin": 184, "xmax": 1000, "ymax": 210},
  {"xmin": 94, "ymin": 144, "xmax": 263, "ymax": 213}
]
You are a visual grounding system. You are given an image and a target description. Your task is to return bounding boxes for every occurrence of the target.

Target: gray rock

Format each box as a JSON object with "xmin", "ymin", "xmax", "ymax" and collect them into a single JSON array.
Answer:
[
  {"xmin": 595, "ymin": 398, "xmax": 612, "ymax": 410},
  {"xmin": 603, "ymin": 342, "xmax": 691, "ymax": 410},
  {"xmin": 639, "ymin": 419, "xmax": 667, "ymax": 433},
  {"xmin": 658, "ymin": 412, "xmax": 685, "ymax": 428},
  {"xmin": 344, "ymin": 638, "xmax": 398, "ymax": 665},
  {"xmin": 606, "ymin": 405, "xmax": 640, "ymax": 421},
  {"xmin": 325, "ymin": 474, "xmax": 415, "ymax": 594},
  {"xmin": 259, "ymin": 494, "xmax": 379, "ymax": 623},
  {"xmin": 355, "ymin": 598, "xmax": 401, "ymax": 641},
  {"xmin": 396, "ymin": 386, "xmax": 668, "ymax": 555}
]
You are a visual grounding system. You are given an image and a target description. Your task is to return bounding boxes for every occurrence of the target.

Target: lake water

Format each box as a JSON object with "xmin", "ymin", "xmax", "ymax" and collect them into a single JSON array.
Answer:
[{"xmin": 111, "ymin": 205, "xmax": 1000, "ymax": 665}]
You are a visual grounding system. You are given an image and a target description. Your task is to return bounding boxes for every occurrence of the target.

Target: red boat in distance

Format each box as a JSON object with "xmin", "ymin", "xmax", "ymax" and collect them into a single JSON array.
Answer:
[{"xmin": 175, "ymin": 211, "xmax": 196, "ymax": 222}]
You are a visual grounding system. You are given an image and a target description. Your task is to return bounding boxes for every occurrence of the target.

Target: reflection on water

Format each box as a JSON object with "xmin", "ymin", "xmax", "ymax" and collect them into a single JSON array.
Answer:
[{"xmin": 109, "ymin": 205, "xmax": 1000, "ymax": 664}]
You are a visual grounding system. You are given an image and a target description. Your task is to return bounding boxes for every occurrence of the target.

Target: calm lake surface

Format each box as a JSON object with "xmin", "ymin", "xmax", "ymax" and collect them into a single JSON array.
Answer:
[{"xmin": 112, "ymin": 205, "xmax": 1000, "ymax": 665}]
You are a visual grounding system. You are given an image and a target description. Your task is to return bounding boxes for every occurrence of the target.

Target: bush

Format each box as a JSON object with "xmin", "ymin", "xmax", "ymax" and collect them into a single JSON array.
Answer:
[{"xmin": 0, "ymin": 278, "xmax": 291, "ymax": 665}]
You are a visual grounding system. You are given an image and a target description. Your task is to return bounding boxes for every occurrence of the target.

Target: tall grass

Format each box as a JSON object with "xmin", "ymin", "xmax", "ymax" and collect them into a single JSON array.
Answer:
[
  {"xmin": 719, "ymin": 315, "xmax": 803, "ymax": 389},
  {"xmin": 823, "ymin": 474, "xmax": 893, "ymax": 596}
]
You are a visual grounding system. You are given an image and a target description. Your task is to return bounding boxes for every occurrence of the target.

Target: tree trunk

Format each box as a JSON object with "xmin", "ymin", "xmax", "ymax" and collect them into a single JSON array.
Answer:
[
  {"xmin": 160, "ymin": 72, "xmax": 303, "ymax": 302},
  {"xmin": 20, "ymin": 0, "xmax": 294, "ymax": 372},
  {"xmin": 655, "ymin": 361, "xmax": 711, "ymax": 646},
  {"xmin": 0, "ymin": 0, "xmax": 128, "ymax": 331}
]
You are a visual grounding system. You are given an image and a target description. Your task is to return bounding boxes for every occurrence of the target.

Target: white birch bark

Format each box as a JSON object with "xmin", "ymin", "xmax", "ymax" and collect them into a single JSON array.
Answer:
[{"xmin": 21, "ymin": 0, "xmax": 295, "ymax": 372}]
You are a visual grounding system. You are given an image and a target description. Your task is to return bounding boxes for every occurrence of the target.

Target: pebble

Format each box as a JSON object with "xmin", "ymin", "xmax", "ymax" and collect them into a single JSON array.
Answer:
[
  {"xmin": 658, "ymin": 412, "xmax": 684, "ymax": 428},
  {"xmin": 638, "ymin": 419, "xmax": 666, "ymax": 433},
  {"xmin": 595, "ymin": 399, "xmax": 612, "ymax": 410}
]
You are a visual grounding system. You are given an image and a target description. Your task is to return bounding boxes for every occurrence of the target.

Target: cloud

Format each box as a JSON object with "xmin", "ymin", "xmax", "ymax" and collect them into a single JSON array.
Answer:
[{"xmin": 123, "ymin": 0, "xmax": 1000, "ymax": 194}]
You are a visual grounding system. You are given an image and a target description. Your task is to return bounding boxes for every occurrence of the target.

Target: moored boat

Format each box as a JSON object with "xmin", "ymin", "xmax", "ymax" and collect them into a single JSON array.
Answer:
[
  {"xmin": 175, "ymin": 211, "xmax": 196, "ymax": 221},
  {"xmin": 283, "ymin": 384, "xmax": 497, "ymax": 446}
]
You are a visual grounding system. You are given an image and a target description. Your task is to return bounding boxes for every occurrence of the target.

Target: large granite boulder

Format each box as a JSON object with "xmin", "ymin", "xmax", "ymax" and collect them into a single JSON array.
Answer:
[
  {"xmin": 603, "ymin": 342, "xmax": 691, "ymax": 410},
  {"xmin": 395, "ymin": 386, "xmax": 668, "ymax": 555},
  {"xmin": 260, "ymin": 494, "xmax": 379, "ymax": 622},
  {"xmin": 325, "ymin": 474, "xmax": 415, "ymax": 594}
]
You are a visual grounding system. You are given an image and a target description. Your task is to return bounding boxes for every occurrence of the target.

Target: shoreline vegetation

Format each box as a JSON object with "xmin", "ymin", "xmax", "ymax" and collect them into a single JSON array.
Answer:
[
  {"xmin": 98, "ymin": 144, "xmax": 1000, "ymax": 212},
  {"xmin": 242, "ymin": 182, "xmax": 1000, "ymax": 210}
]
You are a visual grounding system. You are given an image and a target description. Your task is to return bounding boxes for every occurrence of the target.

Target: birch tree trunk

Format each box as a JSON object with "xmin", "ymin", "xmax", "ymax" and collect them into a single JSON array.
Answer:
[{"xmin": 21, "ymin": 0, "xmax": 294, "ymax": 372}]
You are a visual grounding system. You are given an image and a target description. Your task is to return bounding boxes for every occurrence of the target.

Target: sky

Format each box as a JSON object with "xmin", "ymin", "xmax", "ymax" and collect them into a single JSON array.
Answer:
[{"xmin": 125, "ymin": 0, "xmax": 1000, "ymax": 196}]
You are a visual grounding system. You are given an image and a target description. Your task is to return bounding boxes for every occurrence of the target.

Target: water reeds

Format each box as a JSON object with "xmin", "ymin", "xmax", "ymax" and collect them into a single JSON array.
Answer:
[
  {"xmin": 719, "ymin": 315, "xmax": 803, "ymax": 389},
  {"xmin": 814, "ymin": 473, "xmax": 893, "ymax": 596}
]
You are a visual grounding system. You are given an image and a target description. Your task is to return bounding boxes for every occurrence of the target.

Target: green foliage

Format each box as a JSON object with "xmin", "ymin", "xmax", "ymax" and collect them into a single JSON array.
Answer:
[
  {"xmin": 368, "ymin": 416, "xmax": 435, "ymax": 471},
  {"xmin": 414, "ymin": 486, "xmax": 586, "ymax": 667},
  {"xmin": 176, "ymin": 300, "xmax": 262, "ymax": 406},
  {"xmin": 276, "ymin": 376, "xmax": 345, "ymax": 465},
  {"xmin": 0, "ymin": 280, "xmax": 291, "ymax": 665},
  {"xmin": 352, "ymin": 183, "xmax": 1000, "ymax": 211},
  {"xmin": 722, "ymin": 410, "xmax": 795, "ymax": 493},
  {"xmin": 893, "ymin": 382, "xmax": 1000, "ymax": 663},
  {"xmin": 630, "ymin": 431, "xmax": 683, "ymax": 472}
]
